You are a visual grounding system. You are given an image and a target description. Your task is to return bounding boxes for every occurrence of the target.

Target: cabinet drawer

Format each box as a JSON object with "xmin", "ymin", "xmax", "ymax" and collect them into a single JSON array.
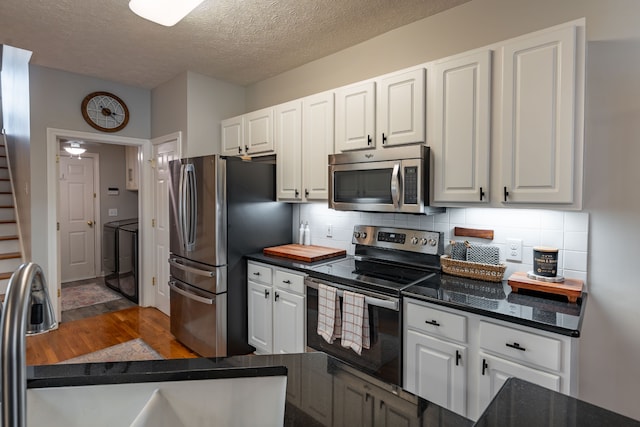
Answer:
[
  {"xmin": 274, "ymin": 269, "xmax": 305, "ymax": 295},
  {"xmin": 479, "ymin": 321, "xmax": 562, "ymax": 372},
  {"xmin": 405, "ymin": 302, "xmax": 467, "ymax": 343},
  {"xmin": 247, "ymin": 262, "xmax": 272, "ymax": 285}
]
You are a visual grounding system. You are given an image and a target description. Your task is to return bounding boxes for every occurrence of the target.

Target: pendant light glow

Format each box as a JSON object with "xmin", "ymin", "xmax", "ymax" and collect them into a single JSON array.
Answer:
[
  {"xmin": 64, "ymin": 142, "xmax": 86, "ymax": 156},
  {"xmin": 129, "ymin": 0, "xmax": 205, "ymax": 27}
]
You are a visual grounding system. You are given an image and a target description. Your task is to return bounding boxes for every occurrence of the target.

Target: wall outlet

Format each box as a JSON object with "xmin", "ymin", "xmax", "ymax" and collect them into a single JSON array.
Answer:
[
  {"xmin": 108, "ymin": 208, "xmax": 118, "ymax": 217},
  {"xmin": 326, "ymin": 224, "xmax": 333, "ymax": 238},
  {"xmin": 506, "ymin": 238, "xmax": 523, "ymax": 262}
]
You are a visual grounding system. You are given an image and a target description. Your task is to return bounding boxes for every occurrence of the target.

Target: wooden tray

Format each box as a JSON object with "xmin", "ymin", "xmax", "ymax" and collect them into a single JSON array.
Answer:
[
  {"xmin": 263, "ymin": 244, "xmax": 346, "ymax": 263},
  {"xmin": 508, "ymin": 271, "xmax": 583, "ymax": 303}
]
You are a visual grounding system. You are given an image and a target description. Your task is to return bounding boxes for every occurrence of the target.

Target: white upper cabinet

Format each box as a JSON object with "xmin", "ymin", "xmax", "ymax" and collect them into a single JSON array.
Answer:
[
  {"xmin": 276, "ymin": 92, "xmax": 334, "ymax": 202},
  {"xmin": 302, "ymin": 92, "xmax": 334, "ymax": 200},
  {"xmin": 275, "ymin": 100, "xmax": 303, "ymax": 201},
  {"xmin": 335, "ymin": 81, "xmax": 376, "ymax": 151},
  {"xmin": 335, "ymin": 69, "xmax": 426, "ymax": 152},
  {"xmin": 221, "ymin": 115, "xmax": 243, "ymax": 156},
  {"xmin": 221, "ymin": 108, "xmax": 275, "ymax": 157},
  {"xmin": 430, "ymin": 50, "xmax": 492, "ymax": 204},
  {"xmin": 244, "ymin": 107, "xmax": 275, "ymax": 155},
  {"xmin": 500, "ymin": 24, "xmax": 583, "ymax": 205},
  {"xmin": 377, "ymin": 68, "xmax": 426, "ymax": 147}
]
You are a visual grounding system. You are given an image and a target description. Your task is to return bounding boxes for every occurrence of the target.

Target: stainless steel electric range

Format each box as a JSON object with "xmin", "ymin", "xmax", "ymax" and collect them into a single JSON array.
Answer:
[{"xmin": 305, "ymin": 225, "xmax": 444, "ymax": 386}]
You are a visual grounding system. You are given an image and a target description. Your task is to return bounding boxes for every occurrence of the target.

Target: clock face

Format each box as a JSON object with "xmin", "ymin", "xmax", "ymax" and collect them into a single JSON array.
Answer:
[{"xmin": 81, "ymin": 91, "xmax": 129, "ymax": 132}]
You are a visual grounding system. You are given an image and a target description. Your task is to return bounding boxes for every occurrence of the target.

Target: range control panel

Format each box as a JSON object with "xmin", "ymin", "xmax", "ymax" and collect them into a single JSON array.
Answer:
[{"xmin": 352, "ymin": 225, "xmax": 443, "ymax": 255}]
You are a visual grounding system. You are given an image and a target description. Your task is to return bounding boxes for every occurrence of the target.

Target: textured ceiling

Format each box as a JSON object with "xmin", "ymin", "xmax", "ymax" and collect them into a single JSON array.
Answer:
[{"xmin": 0, "ymin": 0, "xmax": 470, "ymax": 89}]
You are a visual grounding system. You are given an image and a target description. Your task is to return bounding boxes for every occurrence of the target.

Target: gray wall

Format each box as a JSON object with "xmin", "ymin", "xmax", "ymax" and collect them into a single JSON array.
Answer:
[
  {"xmin": 1, "ymin": 45, "xmax": 32, "ymax": 258},
  {"xmin": 28, "ymin": 65, "xmax": 150, "ymax": 283},
  {"xmin": 244, "ymin": 0, "xmax": 640, "ymax": 419},
  {"xmin": 151, "ymin": 71, "xmax": 245, "ymax": 157}
]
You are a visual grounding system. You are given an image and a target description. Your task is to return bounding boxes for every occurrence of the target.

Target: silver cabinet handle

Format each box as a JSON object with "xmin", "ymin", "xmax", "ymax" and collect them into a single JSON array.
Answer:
[
  {"xmin": 169, "ymin": 258, "xmax": 215, "ymax": 277},
  {"xmin": 169, "ymin": 281, "xmax": 214, "ymax": 305}
]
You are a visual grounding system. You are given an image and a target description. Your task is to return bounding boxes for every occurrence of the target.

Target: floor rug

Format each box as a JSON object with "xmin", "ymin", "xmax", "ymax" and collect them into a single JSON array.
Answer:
[
  {"xmin": 61, "ymin": 283, "xmax": 122, "ymax": 311},
  {"xmin": 58, "ymin": 338, "xmax": 163, "ymax": 364}
]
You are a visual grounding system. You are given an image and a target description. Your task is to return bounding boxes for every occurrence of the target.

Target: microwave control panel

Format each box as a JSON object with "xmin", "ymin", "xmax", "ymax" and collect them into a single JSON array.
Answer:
[{"xmin": 404, "ymin": 166, "xmax": 418, "ymax": 204}]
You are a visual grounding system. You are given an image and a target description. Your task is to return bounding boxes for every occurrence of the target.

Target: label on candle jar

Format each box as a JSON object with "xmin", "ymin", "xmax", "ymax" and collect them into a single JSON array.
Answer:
[{"xmin": 533, "ymin": 246, "xmax": 558, "ymax": 277}]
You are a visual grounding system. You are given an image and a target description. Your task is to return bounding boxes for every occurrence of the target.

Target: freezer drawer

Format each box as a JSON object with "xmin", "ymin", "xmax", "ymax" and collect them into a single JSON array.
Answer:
[
  {"xmin": 169, "ymin": 277, "xmax": 227, "ymax": 357},
  {"xmin": 169, "ymin": 255, "xmax": 227, "ymax": 294}
]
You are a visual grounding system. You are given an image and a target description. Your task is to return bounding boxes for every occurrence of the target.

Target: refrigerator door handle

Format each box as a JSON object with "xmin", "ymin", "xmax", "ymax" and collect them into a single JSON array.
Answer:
[
  {"xmin": 183, "ymin": 163, "xmax": 197, "ymax": 251},
  {"xmin": 178, "ymin": 163, "xmax": 187, "ymax": 250},
  {"xmin": 168, "ymin": 258, "xmax": 215, "ymax": 277},
  {"xmin": 169, "ymin": 280, "xmax": 214, "ymax": 305}
]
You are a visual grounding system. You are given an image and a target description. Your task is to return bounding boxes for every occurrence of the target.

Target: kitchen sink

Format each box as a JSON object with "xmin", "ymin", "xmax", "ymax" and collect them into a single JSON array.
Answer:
[{"xmin": 27, "ymin": 375, "xmax": 287, "ymax": 427}]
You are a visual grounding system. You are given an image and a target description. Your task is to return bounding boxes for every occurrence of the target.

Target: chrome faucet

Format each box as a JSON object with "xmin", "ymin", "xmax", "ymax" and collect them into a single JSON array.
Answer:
[{"xmin": 1, "ymin": 263, "xmax": 57, "ymax": 427}]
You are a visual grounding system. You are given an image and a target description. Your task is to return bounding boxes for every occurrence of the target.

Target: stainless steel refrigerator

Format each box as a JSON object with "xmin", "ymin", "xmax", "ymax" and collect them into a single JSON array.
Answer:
[{"xmin": 168, "ymin": 155, "xmax": 292, "ymax": 357}]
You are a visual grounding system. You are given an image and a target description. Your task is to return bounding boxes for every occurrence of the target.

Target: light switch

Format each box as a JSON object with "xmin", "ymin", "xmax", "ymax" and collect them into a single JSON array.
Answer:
[{"xmin": 108, "ymin": 208, "xmax": 118, "ymax": 217}]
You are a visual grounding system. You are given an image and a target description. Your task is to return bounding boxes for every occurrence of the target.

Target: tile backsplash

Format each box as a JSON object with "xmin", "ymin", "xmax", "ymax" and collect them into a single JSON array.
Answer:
[{"xmin": 294, "ymin": 203, "xmax": 589, "ymax": 283}]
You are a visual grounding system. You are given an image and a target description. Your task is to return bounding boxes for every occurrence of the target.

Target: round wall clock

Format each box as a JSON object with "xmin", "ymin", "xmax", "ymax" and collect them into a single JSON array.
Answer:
[{"xmin": 81, "ymin": 91, "xmax": 130, "ymax": 132}]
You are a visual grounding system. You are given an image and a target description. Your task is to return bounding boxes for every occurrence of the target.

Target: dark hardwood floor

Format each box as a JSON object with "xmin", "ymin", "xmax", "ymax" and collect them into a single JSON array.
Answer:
[{"xmin": 26, "ymin": 306, "xmax": 199, "ymax": 365}]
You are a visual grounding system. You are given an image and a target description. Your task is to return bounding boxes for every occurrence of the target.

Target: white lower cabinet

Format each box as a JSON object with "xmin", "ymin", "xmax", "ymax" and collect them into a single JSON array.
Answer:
[
  {"xmin": 247, "ymin": 261, "xmax": 306, "ymax": 355},
  {"xmin": 403, "ymin": 298, "xmax": 578, "ymax": 421}
]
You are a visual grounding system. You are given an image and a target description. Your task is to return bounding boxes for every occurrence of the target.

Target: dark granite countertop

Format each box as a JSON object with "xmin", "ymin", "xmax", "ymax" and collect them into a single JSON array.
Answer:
[
  {"xmin": 28, "ymin": 353, "xmax": 638, "ymax": 426},
  {"xmin": 476, "ymin": 378, "xmax": 640, "ymax": 427},
  {"xmin": 246, "ymin": 252, "xmax": 587, "ymax": 338},
  {"xmin": 28, "ymin": 352, "xmax": 470, "ymax": 427}
]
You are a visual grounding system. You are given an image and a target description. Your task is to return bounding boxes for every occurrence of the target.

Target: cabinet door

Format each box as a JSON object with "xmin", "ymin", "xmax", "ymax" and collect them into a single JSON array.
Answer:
[
  {"xmin": 333, "ymin": 373, "xmax": 375, "ymax": 427},
  {"xmin": 478, "ymin": 353, "xmax": 561, "ymax": 413},
  {"xmin": 275, "ymin": 100, "xmax": 302, "ymax": 201},
  {"xmin": 302, "ymin": 92, "xmax": 334, "ymax": 200},
  {"xmin": 273, "ymin": 289, "xmax": 305, "ymax": 354},
  {"xmin": 335, "ymin": 81, "xmax": 376, "ymax": 151},
  {"xmin": 501, "ymin": 25, "xmax": 578, "ymax": 203},
  {"xmin": 244, "ymin": 107, "xmax": 275, "ymax": 155},
  {"xmin": 377, "ymin": 68, "xmax": 425, "ymax": 147},
  {"xmin": 221, "ymin": 115, "xmax": 243, "ymax": 156},
  {"xmin": 247, "ymin": 280, "xmax": 273, "ymax": 354},
  {"xmin": 431, "ymin": 51, "xmax": 491, "ymax": 203},
  {"xmin": 374, "ymin": 391, "xmax": 420, "ymax": 427},
  {"xmin": 125, "ymin": 146, "xmax": 139, "ymax": 191},
  {"xmin": 405, "ymin": 330, "xmax": 467, "ymax": 417}
]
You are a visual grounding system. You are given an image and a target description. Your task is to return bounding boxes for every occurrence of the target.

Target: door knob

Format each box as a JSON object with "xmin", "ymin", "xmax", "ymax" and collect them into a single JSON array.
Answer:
[{"xmin": 87, "ymin": 220, "xmax": 94, "ymax": 227}]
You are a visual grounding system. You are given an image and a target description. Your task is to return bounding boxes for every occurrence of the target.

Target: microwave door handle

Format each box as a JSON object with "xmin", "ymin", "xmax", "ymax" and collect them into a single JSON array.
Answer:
[{"xmin": 391, "ymin": 163, "xmax": 401, "ymax": 209}]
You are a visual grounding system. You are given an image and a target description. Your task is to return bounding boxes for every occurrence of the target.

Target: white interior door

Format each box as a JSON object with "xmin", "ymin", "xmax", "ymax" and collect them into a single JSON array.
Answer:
[
  {"xmin": 59, "ymin": 156, "xmax": 96, "ymax": 282},
  {"xmin": 152, "ymin": 135, "xmax": 179, "ymax": 315}
]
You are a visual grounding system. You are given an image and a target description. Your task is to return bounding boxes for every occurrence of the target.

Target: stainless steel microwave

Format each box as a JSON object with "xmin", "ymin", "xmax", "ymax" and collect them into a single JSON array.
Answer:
[{"xmin": 329, "ymin": 145, "xmax": 443, "ymax": 214}]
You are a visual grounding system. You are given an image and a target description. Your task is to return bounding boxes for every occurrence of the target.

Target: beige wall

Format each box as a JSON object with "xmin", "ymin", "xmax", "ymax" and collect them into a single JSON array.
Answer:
[{"xmin": 245, "ymin": 0, "xmax": 640, "ymax": 420}]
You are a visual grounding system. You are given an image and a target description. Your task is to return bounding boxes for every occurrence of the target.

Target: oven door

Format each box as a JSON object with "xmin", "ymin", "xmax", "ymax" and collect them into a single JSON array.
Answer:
[{"xmin": 305, "ymin": 277, "xmax": 402, "ymax": 386}]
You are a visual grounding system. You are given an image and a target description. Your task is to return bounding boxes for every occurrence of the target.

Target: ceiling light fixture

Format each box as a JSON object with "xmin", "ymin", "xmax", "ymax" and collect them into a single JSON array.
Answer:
[
  {"xmin": 64, "ymin": 141, "xmax": 86, "ymax": 156},
  {"xmin": 129, "ymin": 0, "xmax": 205, "ymax": 27}
]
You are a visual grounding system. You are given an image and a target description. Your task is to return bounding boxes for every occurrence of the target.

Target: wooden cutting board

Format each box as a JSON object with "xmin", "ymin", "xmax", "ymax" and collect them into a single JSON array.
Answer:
[
  {"xmin": 508, "ymin": 271, "xmax": 584, "ymax": 303},
  {"xmin": 263, "ymin": 244, "xmax": 346, "ymax": 263}
]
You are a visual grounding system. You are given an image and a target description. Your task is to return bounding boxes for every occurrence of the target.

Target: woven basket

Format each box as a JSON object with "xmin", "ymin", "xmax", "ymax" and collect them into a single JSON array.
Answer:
[{"xmin": 440, "ymin": 255, "xmax": 506, "ymax": 283}]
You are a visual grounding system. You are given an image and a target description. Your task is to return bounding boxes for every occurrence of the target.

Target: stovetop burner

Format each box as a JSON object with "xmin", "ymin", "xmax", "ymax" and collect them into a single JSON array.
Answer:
[{"xmin": 307, "ymin": 225, "xmax": 445, "ymax": 297}]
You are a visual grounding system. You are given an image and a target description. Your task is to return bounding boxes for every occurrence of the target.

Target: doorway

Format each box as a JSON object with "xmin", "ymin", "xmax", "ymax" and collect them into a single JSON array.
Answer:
[
  {"xmin": 57, "ymin": 141, "xmax": 141, "ymax": 320},
  {"xmin": 46, "ymin": 128, "xmax": 151, "ymax": 321}
]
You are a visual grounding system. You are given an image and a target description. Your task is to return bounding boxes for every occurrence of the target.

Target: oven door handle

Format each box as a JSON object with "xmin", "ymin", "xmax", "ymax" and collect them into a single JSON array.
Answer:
[{"xmin": 305, "ymin": 277, "xmax": 399, "ymax": 311}]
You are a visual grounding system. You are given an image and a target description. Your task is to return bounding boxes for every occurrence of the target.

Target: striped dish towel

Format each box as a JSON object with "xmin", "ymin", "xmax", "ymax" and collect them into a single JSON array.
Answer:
[
  {"xmin": 317, "ymin": 283, "xmax": 342, "ymax": 344},
  {"xmin": 340, "ymin": 291, "xmax": 370, "ymax": 355}
]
